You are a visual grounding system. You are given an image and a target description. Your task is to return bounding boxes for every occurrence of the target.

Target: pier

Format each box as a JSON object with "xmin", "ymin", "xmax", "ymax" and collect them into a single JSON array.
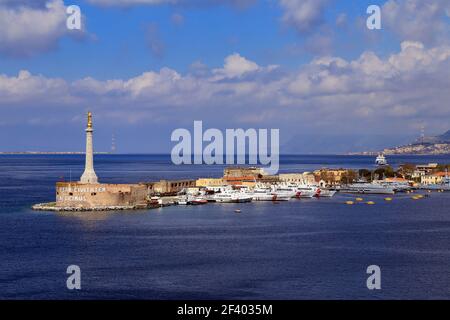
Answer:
[{"xmin": 32, "ymin": 112, "xmax": 450, "ymax": 212}]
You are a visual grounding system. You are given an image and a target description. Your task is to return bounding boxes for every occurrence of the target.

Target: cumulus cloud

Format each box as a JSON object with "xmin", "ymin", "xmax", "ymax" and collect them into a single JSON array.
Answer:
[
  {"xmin": 1, "ymin": 43, "xmax": 449, "ymax": 136},
  {"xmin": 382, "ymin": 0, "xmax": 450, "ymax": 45},
  {"xmin": 0, "ymin": 0, "xmax": 84, "ymax": 58},
  {"xmin": 0, "ymin": 70, "xmax": 73, "ymax": 105},
  {"xmin": 213, "ymin": 53, "xmax": 260, "ymax": 78}
]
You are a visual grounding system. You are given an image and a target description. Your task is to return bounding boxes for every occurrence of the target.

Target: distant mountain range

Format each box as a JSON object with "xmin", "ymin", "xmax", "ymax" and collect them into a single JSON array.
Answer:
[
  {"xmin": 356, "ymin": 130, "xmax": 450, "ymax": 155},
  {"xmin": 419, "ymin": 130, "xmax": 450, "ymax": 144}
]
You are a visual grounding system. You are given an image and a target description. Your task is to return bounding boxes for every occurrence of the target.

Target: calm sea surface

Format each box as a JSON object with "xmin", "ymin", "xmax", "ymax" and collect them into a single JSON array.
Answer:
[{"xmin": 0, "ymin": 154, "xmax": 450, "ymax": 299}]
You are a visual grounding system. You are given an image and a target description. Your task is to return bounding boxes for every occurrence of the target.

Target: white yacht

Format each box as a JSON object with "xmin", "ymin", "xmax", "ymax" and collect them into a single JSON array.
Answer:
[
  {"xmin": 271, "ymin": 185, "xmax": 297, "ymax": 200},
  {"xmin": 316, "ymin": 189, "xmax": 336, "ymax": 197},
  {"xmin": 295, "ymin": 185, "xmax": 320, "ymax": 198},
  {"xmin": 213, "ymin": 190, "xmax": 253, "ymax": 203},
  {"xmin": 251, "ymin": 188, "xmax": 278, "ymax": 201},
  {"xmin": 177, "ymin": 196, "xmax": 189, "ymax": 205},
  {"xmin": 375, "ymin": 153, "xmax": 387, "ymax": 166}
]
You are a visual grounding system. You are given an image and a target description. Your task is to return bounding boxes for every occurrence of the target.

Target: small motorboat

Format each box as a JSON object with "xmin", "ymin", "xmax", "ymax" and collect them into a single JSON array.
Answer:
[{"xmin": 190, "ymin": 197, "xmax": 208, "ymax": 205}]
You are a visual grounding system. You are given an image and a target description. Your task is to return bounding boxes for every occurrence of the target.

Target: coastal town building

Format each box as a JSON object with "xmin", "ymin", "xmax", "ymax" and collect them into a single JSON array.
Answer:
[
  {"xmin": 224, "ymin": 167, "xmax": 267, "ymax": 178},
  {"xmin": 223, "ymin": 175, "xmax": 258, "ymax": 187},
  {"xmin": 398, "ymin": 163, "xmax": 440, "ymax": 181},
  {"xmin": 196, "ymin": 178, "xmax": 225, "ymax": 187},
  {"xmin": 421, "ymin": 172, "xmax": 448, "ymax": 185},
  {"xmin": 279, "ymin": 173, "xmax": 315, "ymax": 185},
  {"xmin": 416, "ymin": 163, "xmax": 439, "ymax": 174},
  {"xmin": 313, "ymin": 169, "xmax": 354, "ymax": 187},
  {"xmin": 383, "ymin": 177, "xmax": 410, "ymax": 183}
]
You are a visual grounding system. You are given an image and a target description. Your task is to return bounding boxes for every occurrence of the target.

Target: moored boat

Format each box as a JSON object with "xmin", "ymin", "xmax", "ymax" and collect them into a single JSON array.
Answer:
[
  {"xmin": 316, "ymin": 189, "xmax": 336, "ymax": 197},
  {"xmin": 340, "ymin": 183, "xmax": 395, "ymax": 195},
  {"xmin": 213, "ymin": 190, "xmax": 253, "ymax": 203},
  {"xmin": 251, "ymin": 188, "xmax": 278, "ymax": 201}
]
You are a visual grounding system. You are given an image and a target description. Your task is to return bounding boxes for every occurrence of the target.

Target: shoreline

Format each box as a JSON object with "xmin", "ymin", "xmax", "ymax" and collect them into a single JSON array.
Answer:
[{"xmin": 32, "ymin": 202, "xmax": 151, "ymax": 212}]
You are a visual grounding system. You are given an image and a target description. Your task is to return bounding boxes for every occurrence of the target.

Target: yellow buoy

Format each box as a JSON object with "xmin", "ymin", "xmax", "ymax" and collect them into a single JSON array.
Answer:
[
  {"xmin": 366, "ymin": 201, "xmax": 375, "ymax": 205},
  {"xmin": 385, "ymin": 197, "xmax": 392, "ymax": 201},
  {"xmin": 417, "ymin": 195, "xmax": 424, "ymax": 199},
  {"xmin": 346, "ymin": 201, "xmax": 354, "ymax": 205},
  {"xmin": 412, "ymin": 196, "xmax": 420, "ymax": 200},
  {"xmin": 355, "ymin": 197, "xmax": 363, "ymax": 202}
]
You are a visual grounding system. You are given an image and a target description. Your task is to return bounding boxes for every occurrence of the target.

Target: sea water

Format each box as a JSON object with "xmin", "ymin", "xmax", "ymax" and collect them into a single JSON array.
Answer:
[{"xmin": 0, "ymin": 154, "xmax": 449, "ymax": 299}]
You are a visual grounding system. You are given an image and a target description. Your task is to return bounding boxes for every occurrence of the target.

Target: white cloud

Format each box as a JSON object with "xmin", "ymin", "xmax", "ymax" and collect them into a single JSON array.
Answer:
[
  {"xmin": 0, "ymin": 70, "xmax": 72, "ymax": 105},
  {"xmin": 1, "ymin": 42, "xmax": 449, "ymax": 136},
  {"xmin": 0, "ymin": 0, "xmax": 84, "ymax": 57},
  {"xmin": 213, "ymin": 53, "xmax": 260, "ymax": 78},
  {"xmin": 382, "ymin": 0, "xmax": 450, "ymax": 45}
]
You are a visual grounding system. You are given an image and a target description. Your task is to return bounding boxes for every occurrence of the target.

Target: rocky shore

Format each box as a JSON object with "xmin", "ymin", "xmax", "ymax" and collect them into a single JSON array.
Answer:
[{"xmin": 32, "ymin": 202, "xmax": 148, "ymax": 212}]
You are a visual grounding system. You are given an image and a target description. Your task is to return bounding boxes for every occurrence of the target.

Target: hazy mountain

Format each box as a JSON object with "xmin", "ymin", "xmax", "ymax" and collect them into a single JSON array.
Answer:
[{"xmin": 369, "ymin": 129, "xmax": 450, "ymax": 155}]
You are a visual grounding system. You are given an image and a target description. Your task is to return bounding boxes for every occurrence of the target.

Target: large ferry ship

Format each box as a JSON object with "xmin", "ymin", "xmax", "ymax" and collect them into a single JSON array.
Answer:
[{"xmin": 375, "ymin": 153, "xmax": 388, "ymax": 166}]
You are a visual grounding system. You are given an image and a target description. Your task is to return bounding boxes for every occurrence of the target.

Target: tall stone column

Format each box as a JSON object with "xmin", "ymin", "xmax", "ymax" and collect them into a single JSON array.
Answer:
[{"xmin": 80, "ymin": 112, "xmax": 98, "ymax": 184}]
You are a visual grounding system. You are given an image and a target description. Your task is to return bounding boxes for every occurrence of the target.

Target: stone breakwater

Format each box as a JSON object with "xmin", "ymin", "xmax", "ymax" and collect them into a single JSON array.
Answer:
[{"xmin": 32, "ymin": 202, "xmax": 148, "ymax": 212}]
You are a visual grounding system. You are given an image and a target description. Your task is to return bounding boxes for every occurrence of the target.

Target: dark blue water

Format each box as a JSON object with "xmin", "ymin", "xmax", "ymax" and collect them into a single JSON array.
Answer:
[{"xmin": 1, "ymin": 154, "xmax": 450, "ymax": 299}]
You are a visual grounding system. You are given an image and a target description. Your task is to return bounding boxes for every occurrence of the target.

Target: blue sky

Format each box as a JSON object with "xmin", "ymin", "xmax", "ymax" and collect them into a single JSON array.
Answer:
[
  {"xmin": 0, "ymin": 0, "xmax": 449, "ymax": 153},
  {"xmin": 0, "ymin": 0, "xmax": 394, "ymax": 78}
]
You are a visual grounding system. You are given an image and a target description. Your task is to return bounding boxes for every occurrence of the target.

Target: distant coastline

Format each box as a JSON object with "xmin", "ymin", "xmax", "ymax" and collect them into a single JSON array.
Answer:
[
  {"xmin": 350, "ymin": 129, "xmax": 450, "ymax": 156},
  {"xmin": 350, "ymin": 143, "xmax": 450, "ymax": 156}
]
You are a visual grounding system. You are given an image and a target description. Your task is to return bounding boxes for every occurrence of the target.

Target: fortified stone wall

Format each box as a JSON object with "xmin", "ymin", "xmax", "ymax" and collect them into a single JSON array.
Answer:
[
  {"xmin": 224, "ymin": 167, "xmax": 266, "ymax": 178},
  {"xmin": 146, "ymin": 180, "xmax": 196, "ymax": 194},
  {"xmin": 56, "ymin": 182, "xmax": 148, "ymax": 208}
]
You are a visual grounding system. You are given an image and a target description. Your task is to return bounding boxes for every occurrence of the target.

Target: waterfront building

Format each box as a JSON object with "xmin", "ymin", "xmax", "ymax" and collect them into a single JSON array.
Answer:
[
  {"xmin": 313, "ymin": 169, "xmax": 353, "ymax": 186},
  {"xmin": 279, "ymin": 173, "xmax": 315, "ymax": 185},
  {"xmin": 421, "ymin": 172, "xmax": 448, "ymax": 185},
  {"xmin": 196, "ymin": 178, "xmax": 225, "ymax": 187},
  {"xmin": 223, "ymin": 175, "xmax": 258, "ymax": 187},
  {"xmin": 416, "ymin": 163, "xmax": 439, "ymax": 174},
  {"xmin": 224, "ymin": 167, "xmax": 267, "ymax": 178}
]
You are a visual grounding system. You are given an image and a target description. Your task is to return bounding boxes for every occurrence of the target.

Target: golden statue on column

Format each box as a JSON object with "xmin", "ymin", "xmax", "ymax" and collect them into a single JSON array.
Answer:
[{"xmin": 80, "ymin": 111, "xmax": 98, "ymax": 184}]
